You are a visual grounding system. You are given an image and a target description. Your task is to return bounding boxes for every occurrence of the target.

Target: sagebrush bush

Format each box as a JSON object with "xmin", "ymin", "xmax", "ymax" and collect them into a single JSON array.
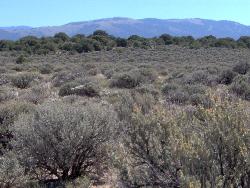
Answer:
[
  {"xmin": 184, "ymin": 70, "xmax": 210, "ymax": 85},
  {"xmin": 52, "ymin": 71, "xmax": 81, "ymax": 87},
  {"xmin": 168, "ymin": 90, "xmax": 189, "ymax": 105},
  {"xmin": 162, "ymin": 83, "xmax": 179, "ymax": 95},
  {"xmin": 178, "ymin": 98, "xmax": 250, "ymax": 187},
  {"xmin": 233, "ymin": 61, "xmax": 250, "ymax": 75},
  {"xmin": 230, "ymin": 76, "xmax": 250, "ymax": 100},
  {"xmin": 110, "ymin": 71, "xmax": 141, "ymax": 89},
  {"xmin": 0, "ymin": 87, "xmax": 15, "ymax": 103},
  {"xmin": 11, "ymin": 73, "xmax": 36, "ymax": 89},
  {"xmin": 0, "ymin": 74, "xmax": 10, "ymax": 86},
  {"xmin": 58, "ymin": 82, "xmax": 78, "ymax": 96},
  {"xmin": 59, "ymin": 79, "xmax": 100, "ymax": 97},
  {"xmin": 15, "ymin": 55, "xmax": 26, "ymax": 64},
  {"xmin": 218, "ymin": 69, "xmax": 236, "ymax": 85},
  {"xmin": 22, "ymin": 84, "xmax": 50, "ymax": 104},
  {"xmin": 0, "ymin": 101, "xmax": 34, "ymax": 154},
  {"xmin": 117, "ymin": 96, "xmax": 250, "ymax": 188},
  {"xmin": 190, "ymin": 93, "xmax": 213, "ymax": 108},
  {"xmin": 135, "ymin": 84, "xmax": 160, "ymax": 99},
  {"xmin": 137, "ymin": 68, "xmax": 158, "ymax": 83},
  {"xmin": 38, "ymin": 64, "xmax": 54, "ymax": 74},
  {"xmin": 0, "ymin": 152, "xmax": 28, "ymax": 188},
  {"xmin": 117, "ymin": 107, "xmax": 181, "ymax": 187},
  {"xmin": 12, "ymin": 101, "xmax": 117, "ymax": 181}
]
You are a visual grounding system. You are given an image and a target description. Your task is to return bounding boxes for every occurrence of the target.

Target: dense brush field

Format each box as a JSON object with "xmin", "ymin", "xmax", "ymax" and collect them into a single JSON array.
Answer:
[{"xmin": 0, "ymin": 44, "xmax": 250, "ymax": 187}]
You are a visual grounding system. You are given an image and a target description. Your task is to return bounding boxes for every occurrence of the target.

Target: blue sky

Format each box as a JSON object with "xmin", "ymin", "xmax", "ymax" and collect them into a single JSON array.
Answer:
[{"xmin": 0, "ymin": 0, "xmax": 249, "ymax": 27}]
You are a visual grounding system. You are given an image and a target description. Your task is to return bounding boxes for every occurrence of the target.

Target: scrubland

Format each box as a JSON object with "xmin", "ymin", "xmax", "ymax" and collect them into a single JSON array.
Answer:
[{"xmin": 0, "ymin": 43, "xmax": 250, "ymax": 187}]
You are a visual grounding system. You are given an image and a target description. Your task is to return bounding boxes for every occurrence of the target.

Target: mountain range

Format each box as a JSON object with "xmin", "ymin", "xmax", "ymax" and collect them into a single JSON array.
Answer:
[{"xmin": 1, "ymin": 17, "xmax": 250, "ymax": 40}]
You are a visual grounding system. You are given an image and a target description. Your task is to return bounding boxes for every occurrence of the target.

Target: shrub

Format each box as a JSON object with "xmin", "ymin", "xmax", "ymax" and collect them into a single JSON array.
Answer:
[
  {"xmin": 218, "ymin": 69, "xmax": 236, "ymax": 85},
  {"xmin": 190, "ymin": 93, "xmax": 213, "ymax": 108},
  {"xmin": 15, "ymin": 55, "xmax": 26, "ymax": 64},
  {"xmin": 179, "ymin": 99, "xmax": 250, "ymax": 187},
  {"xmin": 116, "ymin": 38, "xmax": 128, "ymax": 47},
  {"xmin": 59, "ymin": 80, "xmax": 100, "ymax": 97},
  {"xmin": 11, "ymin": 73, "xmax": 36, "ymax": 89},
  {"xmin": 110, "ymin": 71, "xmax": 141, "ymax": 89},
  {"xmin": 117, "ymin": 108, "xmax": 181, "ymax": 187},
  {"xmin": 162, "ymin": 83, "xmax": 179, "ymax": 95},
  {"xmin": 54, "ymin": 32, "xmax": 70, "ymax": 42},
  {"xmin": 23, "ymin": 84, "xmax": 50, "ymax": 104},
  {"xmin": 0, "ymin": 152, "xmax": 28, "ymax": 188},
  {"xmin": 0, "ymin": 102, "xmax": 34, "ymax": 154},
  {"xmin": 184, "ymin": 71, "xmax": 210, "ymax": 85},
  {"xmin": 65, "ymin": 177, "xmax": 91, "ymax": 188},
  {"xmin": 71, "ymin": 82, "xmax": 100, "ymax": 97},
  {"xmin": 38, "ymin": 64, "xmax": 54, "ymax": 74},
  {"xmin": 135, "ymin": 84, "xmax": 160, "ymax": 99},
  {"xmin": 59, "ymin": 82, "xmax": 78, "ymax": 97},
  {"xmin": 60, "ymin": 42, "xmax": 74, "ymax": 51},
  {"xmin": 111, "ymin": 68, "xmax": 157, "ymax": 89},
  {"xmin": 12, "ymin": 102, "xmax": 117, "ymax": 181},
  {"xmin": 52, "ymin": 71, "xmax": 84, "ymax": 87},
  {"xmin": 230, "ymin": 76, "xmax": 250, "ymax": 100},
  {"xmin": 73, "ymin": 39, "xmax": 101, "ymax": 53},
  {"xmin": 137, "ymin": 68, "xmax": 158, "ymax": 83},
  {"xmin": 116, "ymin": 96, "xmax": 250, "ymax": 187},
  {"xmin": 168, "ymin": 90, "xmax": 189, "ymax": 105},
  {"xmin": 160, "ymin": 34, "xmax": 173, "ymax": 45},
  {"xmin": 233, "ymin": 61, "xmax": 250, "ymax": 75},
  {"xmin": 0, "ymin": 87, "xmax": 15, "ymax": 103},
  {"xmin": 185, "ymin": 84, "xmax": 206, "ymax": 95},
  {"xmin": 93, "ymin": 30, "xmax": 109, "ymax": 37}
]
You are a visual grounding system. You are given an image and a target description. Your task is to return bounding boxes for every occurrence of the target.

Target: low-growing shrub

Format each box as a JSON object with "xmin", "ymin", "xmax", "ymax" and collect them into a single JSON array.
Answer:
[
  {"xmin": 233, "ymin": 61, "xmax": 250, "ymax": 75},
  {"xmin": 190, "ymin": 93, "xmax": 213, "ymax": 108},
  {"xmin": 162, "ymin": 83, "xmax": 179, "ymax": 95},
  {"xmin": 137, "ymin": 68, "xmax": 158, "ymax": 83},
  {"xmin": 135, "ymin": 84, "xmax": 160, "ymax": 99},
  {"xmin": 11, "ymin": 73, "xmax": 36, "ymax": 89},
  {"xmin": 184, "ymin": 70, "xmax": 210, "ymax": 85},
  {"xmin": 117, "ymin": 108, "xmax": 181, "ymax": 187},
  {"xmin": 0, "ymin": 75, "xmax": 10, "ymax": 86},
  {"xmin": 110, "ymin": 71, "xmax": 141, "ymax": 89},
  {"xmin": 0, "ymin": 87, "xmax": 15, "ymax": 103},
  {"xmin": 230, "ymin": 76, "xmax": 250, "ymax": 100},
  {"xmin": 38, "ymin": 64, "xmax": 54, "ymax": 74},
  {"xmin": 15, "ymin": 55, "xmax": 26, "ymax": 64},
  {"xmin": 59, "ymin": 80, "xmax": 100, "ymax": 97},
  {"xmin": 0, "ymin": 102, "xmax": 34, "ymax": 154},
  {"xmin": 52, "ymin": 70, "xmax": 85, "ymax": 87},
  {"xmin": 168, "ymin": 90, "xmax": 189, "ymax": 105},
  {"xmin": 0, "ymin": 152, "xmax": 28, "ymax": 188},
  {"xmin": 218, "ymin": 69, "xmax": 236, "ymax": 85},
  {"xmin": 72, "ymin": 82, "xmax": 100, "ymax": 97},
  {"xmin": 12, "ymin": 102, "xmax": 117, "ymax": 181},
  {"xmin": 23, "ymin": 84, "xmax": 50, "ymax": 104},
  {"xmin": 58, "ymin": 82, "xmax": 78, "ymax": 97}
]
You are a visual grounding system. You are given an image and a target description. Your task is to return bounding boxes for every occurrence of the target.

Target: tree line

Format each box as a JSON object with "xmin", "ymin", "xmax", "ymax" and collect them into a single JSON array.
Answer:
[{"xmin": 1, "ymin": 31, "xmax": 250, "ymax": 55}]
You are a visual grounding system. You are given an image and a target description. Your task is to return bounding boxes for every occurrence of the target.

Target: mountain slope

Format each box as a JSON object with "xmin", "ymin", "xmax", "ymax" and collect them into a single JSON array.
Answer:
[
  {"xmin": 1, "ymin": 18, "xmax": 250, "ymax": 40},
  {"xmin": 0, "ymin": 29, "xmax": 22, "ymax": 40}
]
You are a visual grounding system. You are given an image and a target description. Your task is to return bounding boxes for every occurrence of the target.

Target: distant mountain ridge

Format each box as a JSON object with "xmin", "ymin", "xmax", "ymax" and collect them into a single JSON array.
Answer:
[{"xmin": 1, "ymin": 17, "xmax": 250, "ymax": 40}]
